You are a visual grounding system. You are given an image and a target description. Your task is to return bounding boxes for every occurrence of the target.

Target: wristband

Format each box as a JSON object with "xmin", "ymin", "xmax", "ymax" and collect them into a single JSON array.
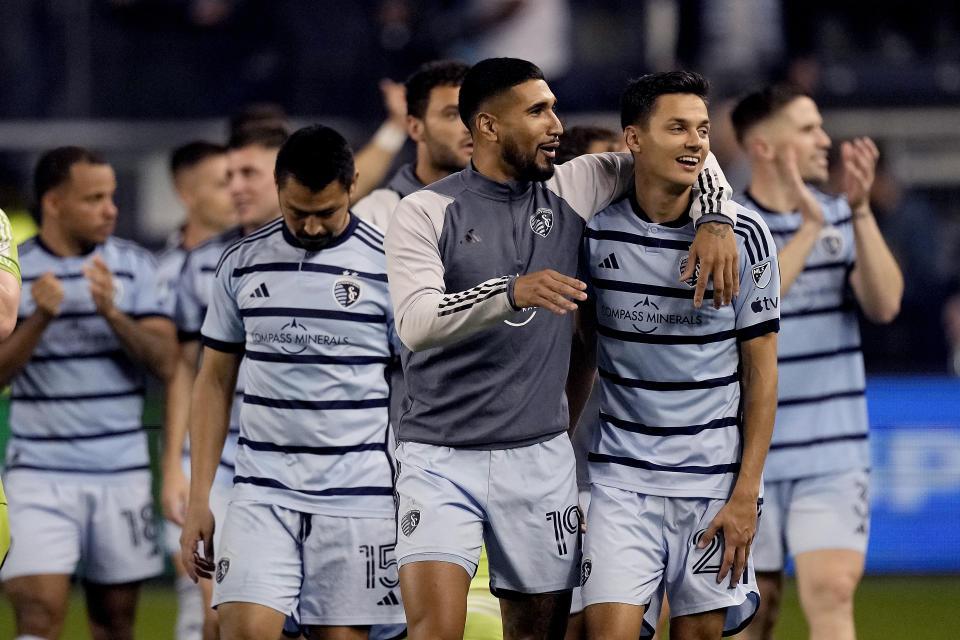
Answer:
[{"xmin": 372, "ymin": 122, "xmax": 407, "ymax": 152}]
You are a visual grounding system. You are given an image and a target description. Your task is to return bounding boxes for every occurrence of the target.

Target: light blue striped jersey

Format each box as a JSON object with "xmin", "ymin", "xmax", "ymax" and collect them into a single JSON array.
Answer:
[
  {"xmin": 738, "ymin": 188, "xmax": 868, "ymax": 481},
  {"xmin": 583, "ymin": 194, "xmax": 780, "ymax": 499},
  {"xmin": 6, "ymin": 236, "xmax": 174, "ymax": 476},
  {"xmin": 201, "ymin": 215, "xmax": 399, "ymax": 517},
  {"xmin": 174, "ymin": 227, "xmax": 246, "ymax": 480},
  {"xmin": 156, "ymin": 241, "xmax": 187, "ymax": 310}
]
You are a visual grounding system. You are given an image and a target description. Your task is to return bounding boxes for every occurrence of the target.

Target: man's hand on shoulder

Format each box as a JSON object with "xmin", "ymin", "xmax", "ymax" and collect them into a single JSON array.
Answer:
[
  {"xmin": 683, "ymin": 223, "xmax": 739, "ymax": 309},
  {"xmin": 513, "ymin": 269, "xmax": 587, "ymax": 315}
]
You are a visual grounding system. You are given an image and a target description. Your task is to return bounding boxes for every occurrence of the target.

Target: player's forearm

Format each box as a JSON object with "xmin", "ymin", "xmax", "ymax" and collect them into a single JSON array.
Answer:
[
  {"xmin": 733, "ymin": 332, "xmax": 778, "ymax": 500},
  {"xmin": 188, "ymin": 366, "xmax": 236, "ymax": 502},
  {"xmin": 0, "ymin": 312, "xmax": 51, "ymax": 387},
  {"xmin": 106, "ymin": 311, "xmax": 177, "ymax": 382},
  {"xmin": 777, "ymin": 219, "xmax": 822, "ymax": 294},
  {"xmin": 0, "ymin": 272, "xmax": 20, "ymax": 339},
  {"xmin": 162, "ymin": 342, "xmax": 200, "ymax": 471},
  {"xmin": 850, "ymin": 209, "xmax": 903, "ymax": 324},
  {"xmin": 691, "ymin": 152, "xmax": 737, "ymax": 226},
  {"xmin": 353, "ymin": 121, "xmax": 407, "ymax": 201}
]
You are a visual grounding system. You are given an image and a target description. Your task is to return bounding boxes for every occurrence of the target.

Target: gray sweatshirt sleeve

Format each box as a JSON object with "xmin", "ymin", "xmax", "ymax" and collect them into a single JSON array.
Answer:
[
  {"xmin": 546, "ymin": 151, "xmax": 737, "ymax": 225},
  {"xmin": 384, "ymin": 189, "xmax": 518, "ymax": 352}
]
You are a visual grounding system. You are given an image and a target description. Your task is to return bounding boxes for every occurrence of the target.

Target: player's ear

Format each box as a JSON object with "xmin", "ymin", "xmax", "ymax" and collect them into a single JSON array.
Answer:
[
  {"xmin": 751, "ymin": 136, "xmax": 775, "ymax": 162},
  {"xmin": 475, "ymin": 112, "xmax": 498, "ymax": 143},
  {"xmin": 624, "ymin": 125, "xmax": 643, "ymax": 153},
  {"xmin": 407, "ymin": 115, "xmax": 424, "ymax": 143},
  {"xmin": 42, "ymin": 189, "xmax": 61, "ymax": 221},
  {"xmin": 348, "ymin": 171, "xmax": 360, "ymax": 199}
]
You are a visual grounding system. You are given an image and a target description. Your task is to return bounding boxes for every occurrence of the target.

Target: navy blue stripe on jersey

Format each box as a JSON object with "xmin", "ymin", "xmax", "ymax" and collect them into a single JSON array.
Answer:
[
  {"xmin": 238, "ymin": 437, "xmax": 386, "ymax": 455},
  {"xmin": 734, "ymin": 227, "xmax": 757, "ymax": 264},
  {"xmin": 234, "ymin": 475, "xmax": 393, "ymax": 496},
  {"xmin": 585, "ymin": 227, "xmax": 690, "ymax": 251},
  {"xmin": 357, "ymin": 219, "xmax": 385, "ymax": 241},
  {"xmin": 588, "ymin": 452, "xmax": 740, "ymax": 475},
  {"xmin": 232, "ymin": 262, "xmax": 388, "ymax": 283},
  {"xmin": 769, "ymin": 432, "xmax": 868, "ymax": 451},
  {"xmin": 768, "ymin": 215, "xmax": 853, "ymax": 237},
  {"xmin": 6, "ymin": 463, "xmax": 150, "ymax": 474},
  {"xmin": 353, "ymin": 231, "xmax": 386, "ymax": 255},
  {"xmin": 591, "ymin": 278, "xmax": 712, "ymax": 300},
  {"xmin": 11, "ymin": 388, "xmax": 143, "ymax": 402},
  {"xmin": 597, "ymin": 322, "xmax": 736, "ymax": 345},
  {"xmin": 215, "ymin": 220, "xmax": 284, "ymax": 275},
  {"xmin": 736, "ymin": 215, "xmax": 770, "ymax": 260},
  {"xmin": 239, "ymin": 307, "xmax": 387, "ymax": 323},
  {"xmin": 245, "ymin": 350, "xmax": 392, "ymax": 365},
  {"xmin": 30, "ymin": 349, "xmax": 125, "ymax": 363},
  {"xmin": 21, "ymin": 271, "xmax": 135, "ymax": 283},
  {"xmin": 778, "ymin": 388, "xmax": 865, "ymax": 407},
  {"xmin": 131, "ymin": 311, "xmax": 174, "ymax": 321},
  {"xmin": 200, "ymin": 266, "xmax": 216, "ymax": 273},
  {"xmin": 202, "ymin": 335, "xmax": 245, "ymax": 353},
  {"xmin": 598, "ymin": 367, "xmax": 738, "ymax": 391},
  {"xmin": 179, "ymin": 329, "xmax": 202, "ymax": 343},
  {"xmin": 779, "ymin": 345, "xmax": 861, "ymax": 364},
  {"xmin": 243, "ymin": 394, "xmax": 389, "ymax": 410},
  {"xmin": 11, "ymin": 426, "xmax": 141, "ymax": 441},
  {"xmin": 737, "ymin": 318, "xmax": 780, "ymax": 342},
  {"xmin": 804, "ymin": 261, "xmax": 848, "ymax": 273},
  {"xmin": 600, "ymin": 412, "xmax": 738, "ymax": 437},
  {"xmin": 781, "ymin": 302, "xmax": 855, "ymax": 319}
]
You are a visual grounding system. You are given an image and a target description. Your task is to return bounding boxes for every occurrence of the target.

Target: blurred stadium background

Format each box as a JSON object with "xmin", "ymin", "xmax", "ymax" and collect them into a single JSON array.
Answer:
[{"xmin": 1, "ymin": 1, "xmax": 959, "ymax": 638}]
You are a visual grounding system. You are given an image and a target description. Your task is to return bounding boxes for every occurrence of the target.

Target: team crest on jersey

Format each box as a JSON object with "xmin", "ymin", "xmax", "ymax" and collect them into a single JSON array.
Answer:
[
  {"xmin": 530, "ymin": 208, "xmax": 554, "ymax": 238},
  {"xmin": 401, "ymin": 509, "xmax": 420, "ymax": 537},
  {"xmin": 678, "ymin": 255, "xmax": 700, "ymax": 288},
  {"xmin": 819, "ymin": 226, "xmax": 844, "ymax": 257},
  {"xmin": 333, "ymin": 278, "xmax": 362, "ymax": 308},
  {"xmin": 752, "ymin": 261, "xmax": 771, "ymax": 289},
  {"xmin": 580, "ymin": 559, "xmax": 592, "ymax": 586},
  {"xmin": 215, "ymin": 557, "xmax": 230, "ymax": 583}
]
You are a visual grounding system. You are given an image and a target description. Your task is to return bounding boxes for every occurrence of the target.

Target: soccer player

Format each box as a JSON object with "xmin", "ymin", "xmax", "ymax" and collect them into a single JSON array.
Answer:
[
  {"xmin": 569, "ymin": 71, "xmax": 779, "ymax": 640},
  {"xmin": 384, "ymin": 57, "xmax": 740, "ymax": 640},
  {"xmin": 554, "ymin": 125, "xmax": 624, "ymax": 165},
  {"xmin": 0, "ymin": 206, "xmax": 20, "ymax": 572},
  {"xmin": 165, "ymin": 124, "xmax": 289, "ymax": 640},
  {"xmin": 0, "ymin": 146, "xmax": 177, "ymax": 640},
  {"xmin": 157, "ymin": 140, "xmax": 236, "ymax": 640},
  {"xmin": 353, "ymin": 59, "xmax": 472, "ymax": 231},
  {"xmin": 179, "ymin": 125, "xmax": 404, "ymax": 639},
  {"xmin": 729, "ymin": 86, "xmax": 903, "ymax": 640}
]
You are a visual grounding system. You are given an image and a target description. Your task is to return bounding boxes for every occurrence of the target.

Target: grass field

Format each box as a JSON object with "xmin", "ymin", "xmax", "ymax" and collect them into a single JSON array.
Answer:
[{"xmin": 1, "ymin": 575, "xmax": 958, "ymax": 639}]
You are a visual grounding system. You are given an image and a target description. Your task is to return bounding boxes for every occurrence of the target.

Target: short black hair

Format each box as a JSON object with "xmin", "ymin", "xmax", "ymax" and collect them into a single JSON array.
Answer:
[
  {"xmin": 556, "ymin": 125, "xmax": 620, "ymax": 164},
  {"xmin": 33, "ymin": 146, "xmax": 108, "ymax": 220},
  {"xmin": 730, "ymin": 84, "xmax": 810, "ymax": 144},
  {"xmin": 227, "ymin": 123, "xmax": 289, "ymax": 152},
  {"xmin": 620, "ymin": 71, "xmax": 710, "ymax": 130},
  {"xmin": 458, "ymin": 57, "xmax": 545, "ymax": 130},
  {"xmin": 274, "ymin": 125, "xmax": 355, "ymax": 192},
  {"xmin": 229, "ymin": 103, "xmax": 289, "ymax": 138},
  {"xmin": 405, "ymin": 60, "xmax": 471, "ymax": 120},
  {"xmin": 170, "ymin": 141, "xmax": 226, "ymax": 177}
]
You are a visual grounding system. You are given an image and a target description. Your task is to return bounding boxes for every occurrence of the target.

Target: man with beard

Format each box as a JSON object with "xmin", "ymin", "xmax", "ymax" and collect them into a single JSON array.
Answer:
[
  {"xmin": 353, "ymin": 60, "xmax": 472, "ymax": 231},
  {"xmin": 180, "ymin": 125, "xmax": 404, "ymax": 640},
  {"xmin": 385, "ymin": 57, "xmax": 740, "ymax": 640}
]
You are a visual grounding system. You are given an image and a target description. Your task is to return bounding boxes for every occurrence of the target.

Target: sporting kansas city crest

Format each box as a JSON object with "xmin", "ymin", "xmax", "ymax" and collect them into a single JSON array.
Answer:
[
  {"xmin": 215, "ymin": 557, "xmax": 230, "ymax": 583},
  {"xmin": 678, "ymin": 255, "xmax": 700, "ymax": 288},
  {"xmin": 333, "ymin": 278, "xmax": 362, "ymax": 309},
  {"xmin": 401, "ymin": 509, "xmax": 420, "ymax": 537},
  {"xmin": 530, "ymin": 208, "xmax": 554, "ymax": 238}
]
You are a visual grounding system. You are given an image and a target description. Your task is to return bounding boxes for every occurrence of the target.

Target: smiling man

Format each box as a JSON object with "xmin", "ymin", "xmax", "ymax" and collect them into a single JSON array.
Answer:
[
  {"xmin": 180, "ymin": 125, "xmax": 404, "ymax": 640},
  {"xmin": 570, "ymin": 71, "xmax": 780, "ymax": 640},
  {"xmin": 385, "ymin": 58, "xmax": 741, "ymax": 640}
]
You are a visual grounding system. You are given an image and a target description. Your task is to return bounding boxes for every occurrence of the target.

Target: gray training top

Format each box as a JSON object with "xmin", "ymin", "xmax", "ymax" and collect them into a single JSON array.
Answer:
[{"xmin": 384, "ymin": 152, "xmax": 734, "ymax": 449}]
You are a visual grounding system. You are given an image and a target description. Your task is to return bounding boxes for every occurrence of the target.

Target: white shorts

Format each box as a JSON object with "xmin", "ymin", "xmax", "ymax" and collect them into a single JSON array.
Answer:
[
  {"xmin": 211, "ymin": 500, "xmax": 405, "ymax": 627},
  {"xmin": 581, "ymin": 484, "xmax": 759, "ymax": 637},
  {"xmin": 0, "ymin": 470, "xmax": 163, "ymax": 584},
  {"xmin": 752, "ymin": 469, "xmax": 870, "ymax": 572},
  {"xmin": 164, "ymin": 457, "xmax": 233, "ymax": 555},
  {"xmin": 395, "ymin": 434, "xmax": 580, "ymax": 595}
]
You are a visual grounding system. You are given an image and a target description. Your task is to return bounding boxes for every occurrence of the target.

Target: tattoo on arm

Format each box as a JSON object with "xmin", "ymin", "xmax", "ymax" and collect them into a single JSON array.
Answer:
[{"xmin": 705, "ymin": 223, "xmax": 729, "ymax": 238}]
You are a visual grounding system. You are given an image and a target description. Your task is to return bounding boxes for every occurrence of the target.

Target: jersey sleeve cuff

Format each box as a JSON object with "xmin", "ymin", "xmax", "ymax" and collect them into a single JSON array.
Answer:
[
  {"xmin": 695, "ymin": 213, "xmax": 734, "ymax": 228},
  {"xmin": 131, "ymin": 311, "xmax": 175, "ymax": 322},
  {"xmin": 178, "ymin": 329, "xmax": 202, "ymax": 343},
  {"xmin": 736, "ymin": 318, "xmax": 780, "ymax": 342},
  {"xmin": 201, "ymin": 334, "xmax": 246, "ymax": 354}
]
